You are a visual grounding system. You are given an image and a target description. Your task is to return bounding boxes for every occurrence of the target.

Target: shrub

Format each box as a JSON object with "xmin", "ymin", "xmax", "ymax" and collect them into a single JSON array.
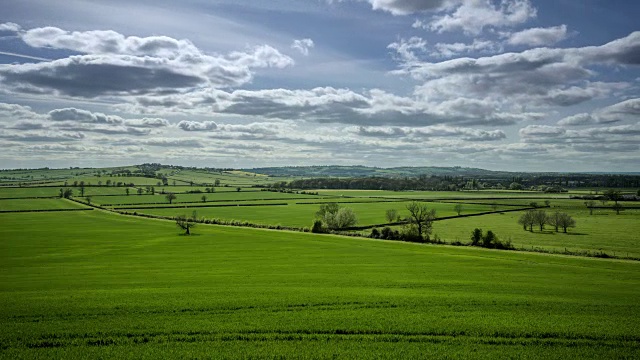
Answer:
[
  {"xmin": 470, "ymin": 228, "xmax": 482, "ymax": 246},
  {"xmin": 311, "ymin": 220, "xmax": 324, "ymax": 233},
  {"xmin": 370, "ymin": 228, "xmax": 380, "ymax": 238}
]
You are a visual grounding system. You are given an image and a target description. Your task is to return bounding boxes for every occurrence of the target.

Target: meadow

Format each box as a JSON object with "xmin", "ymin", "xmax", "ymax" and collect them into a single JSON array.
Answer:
[
  {"xmin": 1, "ymin": 167, "xmax": 639, "ymax": 358},
  {"xmin": 1, "ymin": 211, "xmax": 639, "ymax": 358}
]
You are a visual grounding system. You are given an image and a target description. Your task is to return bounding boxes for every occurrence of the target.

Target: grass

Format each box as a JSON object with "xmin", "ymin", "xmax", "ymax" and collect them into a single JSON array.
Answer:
[
  {"xmin": 431, "ymin": 209, "xmax": 640, "ymax": 258},
  {"xmin": 127, "ymin": 201, "xmax": 501, "ymax": 228},
  {"xmin": 1, "ymin": 211, "xmax": 639, "ymax": 358},
  {"xmin": 0, "ymin": 198, "xmax": 90, "ymax": 211}
]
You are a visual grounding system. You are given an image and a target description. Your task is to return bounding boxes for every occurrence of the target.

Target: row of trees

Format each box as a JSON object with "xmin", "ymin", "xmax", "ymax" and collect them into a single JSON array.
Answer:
[{"xmin": 518, "ymin": 210, "xmax": 576, "ymax": 233}]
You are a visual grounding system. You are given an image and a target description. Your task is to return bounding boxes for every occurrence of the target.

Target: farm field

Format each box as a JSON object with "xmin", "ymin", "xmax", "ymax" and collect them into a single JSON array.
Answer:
[
  {"xmin": 0, "ymin": 198, "xmax": 90, "ymax": 211},
  {"xmin": 127, "ymin": 201, "xmax": 500, "ymax": 228},
  {"xmin": 313, "ymin": 189, "xmax": 572, "ymax": 200},
  {"xmin": 1, "ymin": 211, "xmax": 639, "ymax": 358}
]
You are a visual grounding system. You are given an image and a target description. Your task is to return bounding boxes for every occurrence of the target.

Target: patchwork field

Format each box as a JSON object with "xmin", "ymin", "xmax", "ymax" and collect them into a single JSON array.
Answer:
[
  {"xmin": 1, "ymin": 211, "xmax": 639, "ymax": 358},
  {"xmin": 1, "ymin": 167, "xmax": 639, "ymax": 358}
]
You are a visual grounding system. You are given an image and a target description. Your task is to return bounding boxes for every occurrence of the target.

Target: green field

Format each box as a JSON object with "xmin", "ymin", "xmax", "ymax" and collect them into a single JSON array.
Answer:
[
  {"xmin": 1, "ymin": 167, "xmax": 639, "ymax": 358},
  {"xmin": 128, "ymin": 201, "xmax": 500, "ymax": 228},
  {"xmin": 1, "ymin": 211, "xmax": 639, "ymax": 358},
  {"xmin": 0, "ymin": 198, "xmax": 90, "ymax": 211}
]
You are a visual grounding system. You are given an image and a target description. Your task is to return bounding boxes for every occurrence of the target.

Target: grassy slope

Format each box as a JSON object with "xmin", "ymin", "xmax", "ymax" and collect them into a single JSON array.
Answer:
[
  {"xmin": 0, "ymin": 198, "xmax": 90, "ymax": 211},
  {"xmin": 1, "ymin": 211, "xmax": 639, "ymax": 358}
]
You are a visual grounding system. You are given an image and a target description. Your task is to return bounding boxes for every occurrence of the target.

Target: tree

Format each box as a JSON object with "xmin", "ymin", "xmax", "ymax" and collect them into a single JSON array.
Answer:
[
  {"xmin": 556, "ymin": 213, "xmax": 576, "ymax": 233},
  {"xmin": 544, "ymin": 200, "xmax": 550, "ymax": 207},
  {"xmin": 315, "ymin": 203, "xmax": 357, "ymax": 230},
  {"xmin": 491, "ymin": 203, "xmax": 498, "ymax": 212},
  {"xmin": 137, "ymin": 187, "xmax": 143, "ymax": 195},
  {"xmin": 79, "ymin": 181, "xmax": 85, "ymax": 196},
  {"xmin": 533, "ymin": 210, "xmax": 547, "ymax": 231},
  {"xmin": 59, "ymin": 188, "xmax": 64, "ymax": 198},
  {"xmin": 509, "ymin": 182, "xmax": 523, "ymax": 190},
  {"xmin": 166, "ymin": 193, "xmax": 177, "ymax": 204},
  {"xmin": 470, "ymin": 228, "xmax": 483, "ymax": 246},
  {"xmin": 405, "ymin": 201, "xmax": 436, "ymax": 240},
  {"xmin": 151, "ymin": 186, "xmax": 155, "ymax": 195},
  {"xmin": 453, "ymin": 203, "xmax": 463, "ymax": 216},
  {"xmin": 482, "ymin": 230, "xmax": 496, "ymax": 248},
  {"xmin": 311, "ymin": 220, "xmax": 324, "ymax": 233},
  {"xmin": 584, "ymin": 200, "xmax": 595, "ymax": 215},
  {"xmin": 547, "ymin": 211, "xmax": 561, "ymax": 232},
  {"xmin": 518, "ymin": 210, "xmax": 535, "ymax": 231},
  {"xmin": 316, "ymin": 203, "xmax": 339, "ymax": 218},
  {"xmin": 236, "ymin": 187, "xmax": 241, "ymax": 192},
  {"xmin": 62, "ymin": 188, "xmax": 73, "ymax": 199},
  {"xmin": 201, "ymin": 195, "xmax": 207, "ymax": 203},
  {"xmin": 126, "ymin": 188, "xmax": 130, "ymax": 196},
  {"xmin": 612, "ymin": 202, "xmax": 623, "ymax": 215},
  {"xmin": 175, "ymin": 214, "xmax": 196, "ymax": 235},
  {"xmin": 385, "ymin": 209, "xmax": 398, "ymax": 223},
  {"xmin": 604, "ymin": 189, "xmax": 622, "ymax": 204},
  {"xmin": 86, "ymin": 196, "xmax": 92, "ymax": 205}
]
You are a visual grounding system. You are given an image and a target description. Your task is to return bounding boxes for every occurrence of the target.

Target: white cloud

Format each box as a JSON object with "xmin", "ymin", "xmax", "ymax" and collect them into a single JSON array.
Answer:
[
  {"xmin": 0, "ymin": 22, "xmax": 21, "ymax": 33},
  {"xmin": 558, "ymin": 98, "xmax": 640, "ymax": 126},
  {"xmin": 388, "ymin": 37, "xmax": 428, "ymax": 62},
  {"xmin": 48, "ymin": 108, "xmax": 124, "ymax": 124},
  {"xmin": 507, "ymin": 25, "xmax": 568, "ymax": 47},
  {"xmin": 431, "ymin": 39, "xmax": 501, "ymax": 57},
  {"xmin": 177, "ymin": 120, "xmax": 217, "ymax": 131},
  {"xmin": 291, "ymin": 38, "xmax": 314, "ymax": 56},
  {"xmin": 427, "ymin": 0, "xmax": 537, "ymax": 35}
]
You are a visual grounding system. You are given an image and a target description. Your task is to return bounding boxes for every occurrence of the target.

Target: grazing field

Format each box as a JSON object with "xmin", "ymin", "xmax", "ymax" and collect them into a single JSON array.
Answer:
[
  {"xmin": 1, "ymin": 211, "xmax": 639, "ymax": 358},
  {"xmin": 314, "ymin": 189, "xmax": 571, "ymax": 200}
]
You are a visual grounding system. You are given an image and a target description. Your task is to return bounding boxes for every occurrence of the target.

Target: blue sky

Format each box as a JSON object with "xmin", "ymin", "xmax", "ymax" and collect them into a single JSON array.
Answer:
[{"xmin": 0, "ymin": 0, "xmax": 638, "ymax": 171}]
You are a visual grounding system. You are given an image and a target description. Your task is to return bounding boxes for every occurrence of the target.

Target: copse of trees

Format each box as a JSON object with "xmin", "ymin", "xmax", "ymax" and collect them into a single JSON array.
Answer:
[
  {"xmin": 312, "ymin": 203, "xmax": 358, "ymax": 232},
  {"xmin": 518, "ymin": 209, "xmax": 576, "ymax": 233}
]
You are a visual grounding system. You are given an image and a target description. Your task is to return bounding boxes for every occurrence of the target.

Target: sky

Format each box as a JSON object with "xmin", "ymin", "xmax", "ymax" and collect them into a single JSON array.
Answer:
[{"xmin": 0, "ymin": 0, "xmax": 638, "ymax": 172}]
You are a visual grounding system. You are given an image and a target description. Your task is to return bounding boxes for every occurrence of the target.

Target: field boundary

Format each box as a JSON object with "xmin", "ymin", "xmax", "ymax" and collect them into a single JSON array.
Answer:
[{"xmin": 0, "ymin": 208, "xmax": 94, "ymax": 213}]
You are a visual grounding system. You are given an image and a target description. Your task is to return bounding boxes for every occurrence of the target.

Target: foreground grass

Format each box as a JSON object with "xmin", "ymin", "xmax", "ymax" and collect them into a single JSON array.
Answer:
[{"xmin": 1, "ymin": 211, "xmax": 639, "ymax": 358}]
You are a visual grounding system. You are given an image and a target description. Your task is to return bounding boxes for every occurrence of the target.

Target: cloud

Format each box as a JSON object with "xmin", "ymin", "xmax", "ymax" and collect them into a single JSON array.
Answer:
[
  {"xmin": 124, "ymin": 118, "xmax": 170, "ymax": 128},
  {"xmin": 142, "ymin": 138, "xmax": 204, "ymax": 148},
  {"xmin": 388, "ymin": 37, "xmax": 428, "ymax": 62},
  {"xmin": 427, "ymin": 0, "xmax": 537, "ymax": 35},
  {"xmin": 0, "ymin": 25, "xmax": 294, "ymax": 97},
  {"xmin": 10, "ymin": 121, "xmax": 47, "ymax": 130},
  {"xmin": 291, "ymin": 38, "xmax": 314, "ymax": 56},
  {"xmin": 0, "ymin": 129, "xmax": 85, "ymax": 142},
  {"xmin": 177, "ymin": 120, "xmax": 217, "ymax": 131},
  {"xmin": 0, "ymin": 22, "xmax": 21, "ymax": 33},
  {"xmin": 392, "ymin": 32, "xmax": 640, "ymax": 110},
  {"xmin": 507, "ymin": 25, "xmax": 568, "ymax": 47},
  {"xmin": 48, "ymin": 108, "xmax": 124, "ymax": 124},
  {"xmin": 431, "ymin": 39, "xmax": 501, "ymax": 57},
  {"xmin": 558, "ymin": 98, "xmax": 640, "ymax": 126},
  {"xmin": 363, "ymin": 0, "xmax": 453, "ymax": 15},
  {"xmin": 356, "ymin": 125, "xmax": 506, "ymax": 141}
]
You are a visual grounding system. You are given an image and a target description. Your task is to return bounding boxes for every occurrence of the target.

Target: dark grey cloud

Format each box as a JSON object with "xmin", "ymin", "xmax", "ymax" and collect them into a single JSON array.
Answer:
[{"xmin": 0, "ymin": 25, "xmax": 294, "ymax": 98}]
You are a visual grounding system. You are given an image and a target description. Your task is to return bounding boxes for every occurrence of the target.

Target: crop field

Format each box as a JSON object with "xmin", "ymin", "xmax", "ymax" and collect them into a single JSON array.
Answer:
[{"xmin": 1, "ymin": 211, "xmax": 639, "ymax": 358}]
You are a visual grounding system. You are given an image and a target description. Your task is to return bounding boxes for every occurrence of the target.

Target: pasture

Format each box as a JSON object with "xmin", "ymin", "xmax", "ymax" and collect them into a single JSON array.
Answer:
[{"xmin": 1, "ymin": 211, "xmax": 639, "ymax": 358}]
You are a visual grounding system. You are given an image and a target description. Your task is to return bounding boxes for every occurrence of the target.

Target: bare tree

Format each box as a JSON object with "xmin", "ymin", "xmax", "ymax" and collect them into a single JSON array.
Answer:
[
  {"xmin": 453, "ymin": 203, "xmax": 463, "ymax": 216},
  {"xmin": 385, "ymin": 209, "xmax": 398, "ymax": 223},
  {"xmin": 405, "ymin": 201, "xmax": 436, "ymax": 240},
  {"xmin": 166, "ymin": 193, "xmax": 177, "ymax": 204},
  {"xmin": 584, "ymin": 200, "xmax": 595, "ymax": 215}
]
